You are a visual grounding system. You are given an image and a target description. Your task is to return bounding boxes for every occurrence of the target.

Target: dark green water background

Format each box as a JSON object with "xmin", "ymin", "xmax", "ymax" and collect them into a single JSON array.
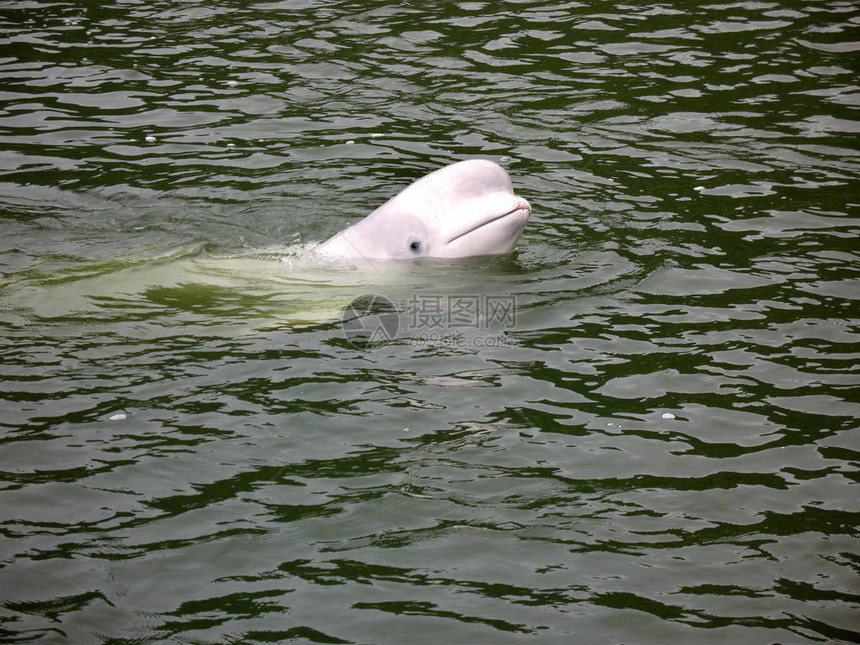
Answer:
[{"xmin": 1, "ymin": 1, "xmax": 858, "ymax": 643}]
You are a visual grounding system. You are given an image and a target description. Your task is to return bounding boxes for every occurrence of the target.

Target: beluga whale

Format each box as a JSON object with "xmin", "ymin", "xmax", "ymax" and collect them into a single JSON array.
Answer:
[{"xmin": 317, "ymin": 159, "xmax": 531, "ymax": 261}]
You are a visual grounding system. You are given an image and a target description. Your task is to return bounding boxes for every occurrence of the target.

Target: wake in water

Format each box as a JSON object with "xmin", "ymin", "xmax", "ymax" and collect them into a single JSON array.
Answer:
[{"xmin": 0, "ymin": 243, "xmax": 380, "ymax": 331}]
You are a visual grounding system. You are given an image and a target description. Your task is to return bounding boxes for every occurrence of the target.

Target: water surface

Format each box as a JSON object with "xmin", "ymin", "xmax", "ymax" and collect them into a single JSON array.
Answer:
[{"xmin": 1, "ymin": 1, "xmax": 858, "ymax": 643}]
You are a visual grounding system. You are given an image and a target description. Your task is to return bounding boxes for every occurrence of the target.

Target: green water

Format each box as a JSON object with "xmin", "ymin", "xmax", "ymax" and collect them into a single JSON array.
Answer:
[{"xmin": 1, "ymin": 1, "xmax": 858, "ymax": 643}]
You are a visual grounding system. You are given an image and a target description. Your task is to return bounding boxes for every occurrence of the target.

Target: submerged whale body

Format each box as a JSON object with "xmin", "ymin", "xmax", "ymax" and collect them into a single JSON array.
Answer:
[{"xmin": 317, "ymin": 159, "xmax": 531, "ymax": 261}]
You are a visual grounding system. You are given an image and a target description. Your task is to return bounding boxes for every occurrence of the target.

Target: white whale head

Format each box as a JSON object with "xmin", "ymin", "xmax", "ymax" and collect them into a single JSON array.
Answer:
[{"xmin": 317, "ymin": 159, "xmax": 531, "ymax": 261}]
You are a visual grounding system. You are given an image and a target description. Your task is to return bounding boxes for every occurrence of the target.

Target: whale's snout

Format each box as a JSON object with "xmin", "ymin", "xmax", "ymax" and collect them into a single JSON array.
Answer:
[
  {"xmin": 439, "ymin": 192, "xmax": 530, "ymax": 257},
  {"xmin": 513, "ymin": 196, "xmax": 532, "ymax": 220}
]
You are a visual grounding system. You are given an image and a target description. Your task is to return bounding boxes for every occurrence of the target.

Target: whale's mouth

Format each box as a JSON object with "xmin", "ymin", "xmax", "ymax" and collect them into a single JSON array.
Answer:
[{"xmin": 445, "ymin": 199, "xmax": 532, "ymax": 251}]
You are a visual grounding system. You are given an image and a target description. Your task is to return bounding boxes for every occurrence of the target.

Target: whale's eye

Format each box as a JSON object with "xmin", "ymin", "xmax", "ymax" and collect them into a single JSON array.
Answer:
[{"xmin": 408, "ymin": 238, "xmax": 422, "ymax": 254}]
